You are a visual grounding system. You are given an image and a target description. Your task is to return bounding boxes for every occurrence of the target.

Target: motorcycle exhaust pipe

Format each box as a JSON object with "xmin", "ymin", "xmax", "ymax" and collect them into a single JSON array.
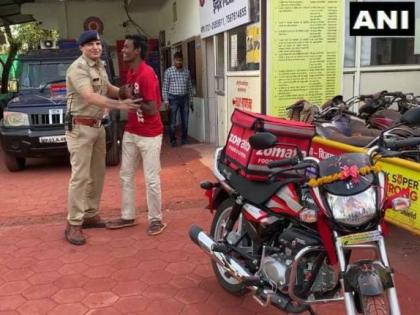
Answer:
[
  {"xmin": 189, "ymin": 224, "xmax": 252, "ymax": 281},
  {"xmin": 189, "ymin": 225, "xmax": 311, "ymax": 314}
]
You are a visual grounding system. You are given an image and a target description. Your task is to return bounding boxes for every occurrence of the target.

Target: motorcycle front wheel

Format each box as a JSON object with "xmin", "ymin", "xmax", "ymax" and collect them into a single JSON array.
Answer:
[
  {"xmin": 210, "ymin": 198, "xmax": 248, "ymax": 296},
  {"xmin": 361, "ymin": 295, "xmax": 388, "ymax": 315}
]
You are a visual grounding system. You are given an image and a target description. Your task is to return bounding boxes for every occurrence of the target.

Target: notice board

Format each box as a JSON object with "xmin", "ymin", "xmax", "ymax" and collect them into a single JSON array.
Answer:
[{"xmin": 266, "ymin": 0, "xmax": 345, "ymax": 117}]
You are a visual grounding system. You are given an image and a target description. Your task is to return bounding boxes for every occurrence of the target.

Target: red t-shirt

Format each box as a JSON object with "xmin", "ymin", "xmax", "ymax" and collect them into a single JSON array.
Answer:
[{"xmin": 124, "ymin": 61, "xmax": 163, "ymax": 137}]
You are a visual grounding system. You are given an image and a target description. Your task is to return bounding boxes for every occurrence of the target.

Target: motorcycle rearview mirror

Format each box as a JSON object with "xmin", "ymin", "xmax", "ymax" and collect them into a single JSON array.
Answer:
[
  {"xmin": 249, "ymin": 132, "xmax": 277, "ymax": 150},
  {"xmin": 392, "ymin": 197, "xmax": 411, "ymax": 212},
  {"xmin": 400, "ymin": 107, "xmax": 420, "ymax": 126}
]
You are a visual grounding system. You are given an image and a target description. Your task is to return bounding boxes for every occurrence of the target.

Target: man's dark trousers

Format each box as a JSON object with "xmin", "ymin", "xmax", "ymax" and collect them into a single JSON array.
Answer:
[{"xmin": 168, "ymin": 94, "xmax": 189, "ymax": 145}]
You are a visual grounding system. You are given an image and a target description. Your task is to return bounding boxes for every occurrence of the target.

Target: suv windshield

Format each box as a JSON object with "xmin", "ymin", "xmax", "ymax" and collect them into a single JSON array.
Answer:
[{"xmin": 20, "ymin": 61, "xmax": 71, "ymax": 90}]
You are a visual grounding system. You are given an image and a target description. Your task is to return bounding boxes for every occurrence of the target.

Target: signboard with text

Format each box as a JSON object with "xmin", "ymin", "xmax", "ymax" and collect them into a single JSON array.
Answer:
[
  {"xmin": 227, "ymin": 76, "xmax": 261, "ymax": 118},
  {"xmin": 266, "ymin": 0, "xmax": 345, "ymax": 117},
  {"xmin": 199, "ymin": 0, "xmax": 251, "ymax": 38}
]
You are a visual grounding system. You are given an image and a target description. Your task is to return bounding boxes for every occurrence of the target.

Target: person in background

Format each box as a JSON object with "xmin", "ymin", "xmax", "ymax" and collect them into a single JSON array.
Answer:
[
  {"xmin": 162, "ymin": 52, "xmax": 193, "ymax": 147},
  {"xmin": 65, "ymin": 30, "xmax": 140, "ymax": 246},
  {"xmin": 106, "ymin": 34, "xmax": 166, "ymax": 236}
]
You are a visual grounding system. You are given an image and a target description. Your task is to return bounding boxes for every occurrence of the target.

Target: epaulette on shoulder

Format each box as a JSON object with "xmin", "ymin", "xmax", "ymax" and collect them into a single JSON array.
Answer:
[{"xmin": 76, "ymin": 60, "xmax": 88, "ymax": 70}]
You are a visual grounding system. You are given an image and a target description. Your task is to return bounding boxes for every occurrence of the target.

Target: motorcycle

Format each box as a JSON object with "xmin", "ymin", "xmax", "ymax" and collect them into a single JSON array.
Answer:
[
  {"xmin": 189, "ymin": 107, "xmax": 420, "ymax": 315},
  {"xmin": 313, "ymin": 95, "xmax": 420, "ymax": 161},
  {"xmin": 287, "ymin": 95, "xmax": 420, "ymax": 157},
  {"xmin": 357, "ymin": 91, "xmax": 419, "ymax": 130}
]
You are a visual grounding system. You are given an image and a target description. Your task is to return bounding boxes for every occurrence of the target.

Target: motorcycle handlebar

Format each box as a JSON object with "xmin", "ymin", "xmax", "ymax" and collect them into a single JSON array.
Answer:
[
  {"xmin": 267, "ymin": 157, "xmax": 300, "ymax": 169},
  {"xmin": 383, "ymin": 137, "xmax": 420, "ymax": 150},
  {"xmin": 343, "ymin": 109, "xmax": 358, "ymax": 116},
  {"xmin": 359, "ymin": 91, "xmax": 405, "ymax": 101},
  {"xmin": 384, "ymin": 91, "xmax": 404, "ymax": 98},
  {"xmin": 359, "ymin": 90, "xmax": 388, "ymax": 101}
]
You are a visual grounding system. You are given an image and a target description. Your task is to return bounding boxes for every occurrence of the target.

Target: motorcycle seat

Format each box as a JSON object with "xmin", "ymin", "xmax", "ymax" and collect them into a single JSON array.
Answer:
[
  {"xmin": 371, "ymin": 109, "xmax": 401, "ymax": 122},
  {"xmin": 218, "ymin": 162, "xmax": 297, "ymax": 205},
  {"xmin": 316, "ymin": 124, "xmax": 376, "ymax": 147}
]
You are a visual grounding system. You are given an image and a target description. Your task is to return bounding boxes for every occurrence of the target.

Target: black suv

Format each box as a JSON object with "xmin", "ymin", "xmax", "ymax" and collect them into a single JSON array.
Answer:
[{"xmin": 0, "ymin": 46, "xmax": 123, "ymax": 171}]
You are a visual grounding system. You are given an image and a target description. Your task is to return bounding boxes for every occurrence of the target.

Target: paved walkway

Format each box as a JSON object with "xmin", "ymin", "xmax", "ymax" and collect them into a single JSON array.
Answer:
[{"xmin": 0, "ymin": 141, "xmax": 419, "ymax": 315}]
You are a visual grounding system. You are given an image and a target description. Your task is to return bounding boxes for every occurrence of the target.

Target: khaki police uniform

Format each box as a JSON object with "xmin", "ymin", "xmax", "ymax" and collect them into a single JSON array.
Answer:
[{"xmin": 65, "ymin": 55, "xmax": 109, "ymax": 226}]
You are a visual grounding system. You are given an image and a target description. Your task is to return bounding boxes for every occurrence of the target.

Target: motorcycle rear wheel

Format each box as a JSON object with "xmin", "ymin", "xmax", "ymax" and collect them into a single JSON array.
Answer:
[
  {"xmin": 210, "ymin": 198, "xmax": 248, "ymax": 296},
  {"xmin": 361, "ymin": 295, "xmax": 388, "ymax": 315}
]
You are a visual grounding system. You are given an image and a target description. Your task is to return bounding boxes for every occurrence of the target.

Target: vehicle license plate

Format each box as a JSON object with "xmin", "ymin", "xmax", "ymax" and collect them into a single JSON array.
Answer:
[
  {"xmin": 338, "ymin": 230, "xmax": 382, "ymax": 245},
  {"xmin": 39, "ymin": 135, "xmax": 66, "ymax": 143}
]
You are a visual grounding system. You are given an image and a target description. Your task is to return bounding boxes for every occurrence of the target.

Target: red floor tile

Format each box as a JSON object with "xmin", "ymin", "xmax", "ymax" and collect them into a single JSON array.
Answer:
[
  {"xmin": 48, "ymin": 303, "xmax": 88, "ymax": 315},
  {"xmin": 0, "ymin": 295, "xmax": 26, "ymax": 311},
  {"xmin": 111, "ymin": 268, "xmax": 143, "ymax": 282},
  {"xmin": 175, "ymin": 287, "xmax": 210, "ymax": 304},
  {"xmin": 59, "ymin": 252, "xmax": 88, "ymax": 264},
  {"xmin": 1, "ymin": 269, "xmax": 34, "ymax": 282},
  {"xmin": 0, "ymin": 281, "xmax": 30, "ymax": 296},
  {"xmin": 17, "ymin": 299, "xmax": 56, "ymax": 315},
  {"xmin": 144, "ymin": 298, "xmax": 184, "ymax": 315},
  {"xmin": 142, "ymin": 284, "xmax": 179, "ymax": 300},
  {"xmin": 85, "ymin": 307, "xmax": 120, "ymax": 315},
  {"xmin": 83, "ymin": 265, "xmax": 117, "ymax": 279},
  {"xmin": 169, "ymin": 276, "xmax": 200, "ymax": 289},
  {"xmin": 82, "ymin": 291, "xmax": 119, "ymax": 308},
  {"xmin": 166, "ymin": 261, "xmax": 196, "ymax": 275},
  {"xmin": 140, "ymin": 269, "xmax": 174, "ymax": 285},
  {"xmin": 27, "ymin": 271, "xmax": 61, "ymax": 285},
  {"xmin": 83, "ymin": 278, "xmax": 117, "ymax": 293},
  {"xmin": 31, "ymin": 259, "xmax": 64, "ymax": 273},
  {"xmin": 111, "ymin": 280, "xmax": 148, "ymax": 297},
  {"xmin": 112, "ymin": 296, "xmax": 151, "ymax": 313},
  {"xmin": 53, "ymin": 274, "xmax": 89, "ymax": 289},
  {"xmin": 58, "ymin": 262, "xmax": 89, "ymax": 275},
  {"xmin": 52, "ymin": 287, "xmax": 88, "ymax": 304},
  {"xmin": 137, "ymin": 259, "xmax": 168, "ymax": 272},
  {"xmin": 21, "ymin": 283, "xmax": 59, "ymax": 300}
]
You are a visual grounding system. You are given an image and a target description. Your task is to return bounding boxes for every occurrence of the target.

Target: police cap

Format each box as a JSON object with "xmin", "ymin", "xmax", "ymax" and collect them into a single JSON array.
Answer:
[{"xmin": 78, "ymin": 30, "xmax": 101, "ymax": 46}]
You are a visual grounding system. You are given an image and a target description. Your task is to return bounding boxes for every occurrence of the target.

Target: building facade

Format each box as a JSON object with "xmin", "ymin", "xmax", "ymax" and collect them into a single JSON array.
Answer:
[{"xmin": 20, "ymin": 0, "xmax": 420, "ymax": 146}]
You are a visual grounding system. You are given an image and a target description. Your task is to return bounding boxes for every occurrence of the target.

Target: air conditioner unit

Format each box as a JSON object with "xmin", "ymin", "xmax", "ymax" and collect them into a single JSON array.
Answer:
[{"xmin": 40, "ymin": 39, "xmax": 57, "ymax": 49}]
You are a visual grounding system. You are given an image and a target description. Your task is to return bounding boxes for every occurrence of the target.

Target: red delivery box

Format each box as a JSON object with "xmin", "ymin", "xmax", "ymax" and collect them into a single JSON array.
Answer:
[{"xmin": 222, "ymin": 109, "xmax": 315, "ymax": 181}]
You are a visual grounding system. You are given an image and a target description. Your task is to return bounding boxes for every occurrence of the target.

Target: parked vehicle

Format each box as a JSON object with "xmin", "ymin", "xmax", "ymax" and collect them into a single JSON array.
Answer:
[
  {"xmin": 189, "ymin": 107, "xmax": 420, "ymax": 315},
  {"xmin": 286, "ymin": 95, "xmax": 420, "ymax": 154},
  {"xmin": 357, "ymin": 91, "xmax": 419, "ymax": 130},
  {"xmin": 311, "ymin": 95, "xmax": 420, "ymax": 162},
  {"xmin": 0, "ymin": 45, "xmax": 123, "ymax": 171}
]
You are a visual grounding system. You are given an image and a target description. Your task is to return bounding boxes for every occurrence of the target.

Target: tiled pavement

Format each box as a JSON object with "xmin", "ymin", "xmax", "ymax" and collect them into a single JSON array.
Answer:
[{"xmin": 0, "ymin": 142, "xmax": 420, "ymax": 314}]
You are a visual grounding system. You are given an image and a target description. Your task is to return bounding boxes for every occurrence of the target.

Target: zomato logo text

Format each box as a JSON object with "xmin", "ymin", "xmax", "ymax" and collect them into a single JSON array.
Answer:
[
  {"xmin": 256, "ymin": 147, "xmax": 297, "ymax": 159},
  {"xmin": 228, "ymin": 133, "xmax": 250, "ymax": 152}
]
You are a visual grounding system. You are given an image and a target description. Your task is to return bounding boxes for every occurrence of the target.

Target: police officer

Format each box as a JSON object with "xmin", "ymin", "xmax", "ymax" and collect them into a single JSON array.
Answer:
[{"xmin": 65, "ymin": 30, "xmax": 140, "ymax": 245}]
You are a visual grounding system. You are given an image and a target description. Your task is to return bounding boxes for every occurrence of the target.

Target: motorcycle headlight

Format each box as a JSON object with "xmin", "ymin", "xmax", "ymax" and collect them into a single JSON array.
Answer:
[
  {"xmin": 3, "ymin": 111, "xmax": 29, "ymax": 127},
  {"xmin": 326, "ymin": 187, "xmax": 377, "ymax": 226}
]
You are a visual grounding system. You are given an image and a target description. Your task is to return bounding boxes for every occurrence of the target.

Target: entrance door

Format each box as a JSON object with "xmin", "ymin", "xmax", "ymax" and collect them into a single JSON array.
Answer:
[
  {"xmin": 205, "ymin": 37, "xmax": 217, "ymax": 144},
  {"xmin": 214, "ymin": 33, "xmax": 227, "ymax": 146}
]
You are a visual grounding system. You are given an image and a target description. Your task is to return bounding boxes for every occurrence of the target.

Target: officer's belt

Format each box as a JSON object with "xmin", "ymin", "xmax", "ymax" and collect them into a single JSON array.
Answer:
[{"xmin": 73, "ymin": 116, "xmax": 102, "ymax": 128}]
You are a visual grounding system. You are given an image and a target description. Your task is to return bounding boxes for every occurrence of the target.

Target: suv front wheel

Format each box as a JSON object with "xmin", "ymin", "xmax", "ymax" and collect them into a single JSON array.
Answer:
[{"xmin": 4, "ymin": 153, "xmax": 26, "ymax": 172}]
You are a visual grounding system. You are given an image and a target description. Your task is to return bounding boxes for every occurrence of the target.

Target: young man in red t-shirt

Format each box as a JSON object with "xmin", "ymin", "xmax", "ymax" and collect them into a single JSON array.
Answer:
[{"xmin": 106, "ymin": 35, "xmax": 166, "ymax": 235}]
